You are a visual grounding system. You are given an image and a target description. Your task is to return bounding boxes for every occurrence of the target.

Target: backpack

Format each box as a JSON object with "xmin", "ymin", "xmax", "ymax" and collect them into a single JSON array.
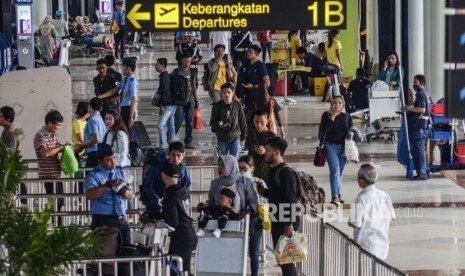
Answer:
[
  {"xmin": 170, "ymin": 68, "xmax": 192, "ymax": 105},
  {"xmin": 128, "ymin": 141, "xmax": 144, "ymax": 167},
  {"xmin": 139, "ymin": 148, "xmax": 169, "ymax": 212},
  {"xmin": 275, "ymin": 165, "xmax": 326, "ymax": 212},
  {"xmin": 202, "ymin": 62, "xmax": 210, "ymax": 92}
]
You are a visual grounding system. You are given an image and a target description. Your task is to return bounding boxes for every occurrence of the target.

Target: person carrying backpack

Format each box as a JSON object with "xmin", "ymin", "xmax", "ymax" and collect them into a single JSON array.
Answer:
[
  {"xmin": 140, "ymin": 142, "xmax": 191, "ymax": 218},
  {"xmin": 172, "ymin": 52, "xmax": 199, "ymax": 149},
  {"xmin": 257, "ymin": 137, "xmax": 300, "ymax": 276}
]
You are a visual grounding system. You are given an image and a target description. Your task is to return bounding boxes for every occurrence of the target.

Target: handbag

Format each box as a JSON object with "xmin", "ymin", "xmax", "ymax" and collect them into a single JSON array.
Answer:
[
  {"xmin": 151, "ymin": 91, "xmax": 161, "ymax": 107},
  {"xmin": 313, "ymin": 133, "xmax": 326, "ymax": 167}
]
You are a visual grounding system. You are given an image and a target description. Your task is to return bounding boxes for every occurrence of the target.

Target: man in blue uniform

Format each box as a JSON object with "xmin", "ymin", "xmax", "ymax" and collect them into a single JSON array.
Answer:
[
  {"xmin": 119, "ymin": 57, "xmax": 138, "ymax": 135},
  {"xmin": 85, "ymin": 143, "xmax": 134, "ymax": 245},
  {"xmin": 112, "ymin": 0, "xmax": 126, "ymax": 60},
  {"xmin": 401, "ymin": 74, "xmax": 431, "ymax": 180}
]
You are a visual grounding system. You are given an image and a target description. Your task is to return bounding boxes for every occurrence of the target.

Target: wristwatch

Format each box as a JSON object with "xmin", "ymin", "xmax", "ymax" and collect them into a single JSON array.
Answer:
[{"xmin": 105, "ymin": 181, "xmax": 112, "ymax": 189}]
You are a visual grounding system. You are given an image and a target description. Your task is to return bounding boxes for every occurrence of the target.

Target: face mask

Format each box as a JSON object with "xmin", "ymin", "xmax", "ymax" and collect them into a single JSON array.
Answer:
[
  {"xmin": 413, "ymin": 84, "xmax": 421, "ymax": 92},
  {"xmin": 239, "ymin": 171, "xmax": 252, "ymax": 179}
]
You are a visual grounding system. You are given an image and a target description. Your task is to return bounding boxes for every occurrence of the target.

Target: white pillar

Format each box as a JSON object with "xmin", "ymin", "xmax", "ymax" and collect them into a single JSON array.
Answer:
[
  {"xmin": 32, "ymin": 0, "xmax": 47, "ymax": 32},
  {"xmin": 367, "ymin": 0, "xmax": 379, "ymax": 72},
  {"xmin": 408, "ymin": 0, "xmax": 424, "ymax": 87},
  {"xmin": 429, "ymin": 0, "xmax": 446, "ymax": 101},
  {"xmin": 424, "ymin": 1, "xmax": 431, "ymax": 92},
  {"xmin": 395, "ymin": 0, "xmax": 402, "ymax": 61}
]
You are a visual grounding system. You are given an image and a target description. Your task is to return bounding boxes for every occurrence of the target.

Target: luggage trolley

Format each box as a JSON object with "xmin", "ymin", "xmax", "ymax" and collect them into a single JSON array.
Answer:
[
  {"xmin": 195, "ymin": 214, "xmax": 250, "ymax": 276},
  {"xmin": 366, "ymin": 90, "xmax": 401, "ymax": 143}
]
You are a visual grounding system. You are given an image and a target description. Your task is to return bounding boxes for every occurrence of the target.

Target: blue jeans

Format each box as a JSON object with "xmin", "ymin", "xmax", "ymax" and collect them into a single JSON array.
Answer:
[
  {"xmin": 260, "ymin": 42, "xmax": 272, "ymax": 62},
  {"xmin": 217, "ymin": 138, "xmax": 241, "ymax": 159},
  {"xmin": 174, "ymin": 100, "xmax": 194, "ymax": 145},
  {"xmin": 249, "ymin": 230, "xmax": 263, "ymax": 276},
  {"xmin": 412, "ymin": 138, "xmax": 428, "ymax": 179},
  {"xmin": 157, "ymin": 105, "xmax": 177, "ymax": 149},
  {"xmin": 325, "ymin": 143, "xmax": 346, "ymax": 197}
]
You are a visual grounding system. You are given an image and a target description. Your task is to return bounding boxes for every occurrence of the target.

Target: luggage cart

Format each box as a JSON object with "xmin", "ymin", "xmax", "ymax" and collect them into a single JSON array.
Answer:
[
  {"xmin": 195, "ymin": 214, "xmax": 250, "ymax": 276},
  {"xmin": 366, "ymin": 90, "xmax": 401, "ymax": 143}
]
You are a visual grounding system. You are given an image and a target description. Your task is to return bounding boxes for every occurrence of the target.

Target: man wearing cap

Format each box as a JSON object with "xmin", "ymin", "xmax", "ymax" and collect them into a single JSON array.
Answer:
[
  {"xmin": 176, "ymin": 31, "xmax": 203, "ymax": 85},
  {"xmin": 85, "ymin": 143, "xmax": 134, "ymax": 246},
  {"xmin": 111, "ymin": 0, "xmax": 126, "ymax": 60},
  {"xmin": 237, "ymin": 44, "xmax": 270, "ymax": 124},
  {"xmin": 161, "ymin": 162, "xmax": 197, "ymax": 275},
  {"xmin": 52, "ymin": 10, "xmax": 69, "ymax": 42}
]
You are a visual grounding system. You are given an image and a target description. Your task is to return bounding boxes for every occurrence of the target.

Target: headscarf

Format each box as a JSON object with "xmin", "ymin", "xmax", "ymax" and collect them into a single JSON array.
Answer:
[
  {"xmin": 329, "ymin": 95, "xmax": 346, "ymax": 113},
  {"xmin": 40, "ymin": 16, "xmax": 54, "ymax": 34},
  {"xmin": 218, "ymin": 155, "xmax": 239, "ymax": 186}
]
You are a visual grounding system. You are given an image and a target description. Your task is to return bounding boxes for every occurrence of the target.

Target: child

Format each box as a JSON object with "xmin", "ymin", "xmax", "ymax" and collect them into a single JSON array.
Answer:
[
  {"xmin": 196, "ymin": 188, "xmax": 240, "ymax": 238},
  {"xmin": 258, "ymin": 80, "xmax": 286, "ymax": 138}
]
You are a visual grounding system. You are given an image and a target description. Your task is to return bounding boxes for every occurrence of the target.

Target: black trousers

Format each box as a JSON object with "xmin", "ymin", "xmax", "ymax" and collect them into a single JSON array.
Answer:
[
  {"xmin": 44, "ymin": 181, "xmax": 64, "ymax": 225},
  {"xmin": 91, "ymin": 215, "xmax": 131, "ymax": 246},
  {"xmin": 114, "ymin": 25, "xmax": 126, "ymax": 59},
  {"xmin": 271, "ymin": 217, "xmax": 301, "ymax": 276},
  {"xmin": 169, "ymin": 228, "xmax": 198, "ymax": 275},
  {"xmin": 120, "ymin": 106, "xmax": 133, "ymax": 139},
  {"xmin": 86, "ymin": 151, "xmax": 98, "ymax": 168}
]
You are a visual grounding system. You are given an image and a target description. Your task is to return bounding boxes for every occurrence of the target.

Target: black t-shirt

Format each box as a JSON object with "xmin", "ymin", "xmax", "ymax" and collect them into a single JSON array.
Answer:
[
  {"xmin": 107, "ymin": 68, "xmax": 123, "ymax": 83},
  {"xmin": 319, "ymin": 111, "xmax": 353, "ymax": 145},
  {"xmin": 304, "ymin": 53, "xmax": 325, "ymax": 76},
  {"xmin": 347, "ymin": 78, "xmax": 371, "ymax": 109},
  {"xmin": 265, "ymin": 163, "xmax": 298, "ymax": 225},
  {"xmin": 93, "ymin": 74, "xmax": 117, "ymax": 105}
]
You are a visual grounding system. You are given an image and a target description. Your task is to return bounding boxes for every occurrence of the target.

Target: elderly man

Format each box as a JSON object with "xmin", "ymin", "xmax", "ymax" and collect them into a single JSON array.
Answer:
[
  {"xmin": 349, "ymin": 164, "xmax": 395, "ymax": 260},
  {"xmin": 85, "ymin": 143, "xmax": 134, "ymax": 246}
]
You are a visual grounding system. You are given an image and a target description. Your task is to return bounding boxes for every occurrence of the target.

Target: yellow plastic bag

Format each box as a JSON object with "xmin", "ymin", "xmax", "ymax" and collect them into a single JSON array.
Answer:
[
  {"xmin": 257, "ymin": 204, "xmax": 271, "ymax": 230},
  {"xmin": 274, "ymin": 232, "xmax": 308, "ymax": 265}
]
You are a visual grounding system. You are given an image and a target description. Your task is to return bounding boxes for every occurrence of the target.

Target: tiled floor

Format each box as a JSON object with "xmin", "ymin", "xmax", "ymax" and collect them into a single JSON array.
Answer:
[{"xmin": 68, "ymin": 37, "xmax": 465, "ymax": 275}]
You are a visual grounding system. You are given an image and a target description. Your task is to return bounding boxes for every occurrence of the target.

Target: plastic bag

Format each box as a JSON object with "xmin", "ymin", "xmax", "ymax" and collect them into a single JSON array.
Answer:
[
  {"xmin": 60, "ymin": 145, "xmax": 79, "ymax": 175},
  {"xmin": 371, "ymin": 80, "xmax": 389, "ymax": 92},
  {"xmin": 257, "ymin": 204, "xmax": 271, "ymax": 230},
  {"xmin": 194, "ymin": 107, "xmax": 202, "ymax": 130},
  {"xmin": 345, "ymin": 139, "xmax": 359, "ymax": 163},
  {"xmin": 274, "ymin": 232, "xmax": 308, "ymax": 265}
]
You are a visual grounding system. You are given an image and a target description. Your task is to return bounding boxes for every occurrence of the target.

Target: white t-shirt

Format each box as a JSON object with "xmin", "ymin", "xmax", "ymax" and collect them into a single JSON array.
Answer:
[
  {"xmin": 349, "ymin": 185, "xmax": 395, "ymax": 260},
  {"xmin": 226, "ymin": 183, "xmax": 241, "ymax": 213},
  {"xmin": 104, "ymin": 130, "xmax": 130, "ymax": 167},
  {"xmin": 209, "ymin": 31, "xmax": 231, "ymax": 54}
]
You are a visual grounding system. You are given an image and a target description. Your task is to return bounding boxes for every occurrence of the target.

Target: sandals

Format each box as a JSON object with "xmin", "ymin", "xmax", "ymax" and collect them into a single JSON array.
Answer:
[{"xmin": 330, "ymin": 196, "xmax": 344, "ymax": 207}]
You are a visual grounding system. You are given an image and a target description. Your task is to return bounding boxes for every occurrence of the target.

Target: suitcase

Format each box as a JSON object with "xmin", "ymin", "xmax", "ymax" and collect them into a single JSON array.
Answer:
[{"xmin": 132, "ymin": 121, "xmax": 151, "ymax": 147}]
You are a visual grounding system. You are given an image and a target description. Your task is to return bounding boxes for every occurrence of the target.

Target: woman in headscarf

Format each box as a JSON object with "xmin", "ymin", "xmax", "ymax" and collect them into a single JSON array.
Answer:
[
  {"xmin": 39, "ymin": 15, "xmax": 57, "ymax": 63},
  {"xmin": 207, "ymin": 154, "xmax": 261, "ymax": 276}
]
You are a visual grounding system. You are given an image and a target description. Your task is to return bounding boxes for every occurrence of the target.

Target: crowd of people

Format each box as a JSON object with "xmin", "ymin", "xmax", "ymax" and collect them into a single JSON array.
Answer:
[{"xmin": 2, "ymin": 18, "xmax": 437, "ymax": 274}]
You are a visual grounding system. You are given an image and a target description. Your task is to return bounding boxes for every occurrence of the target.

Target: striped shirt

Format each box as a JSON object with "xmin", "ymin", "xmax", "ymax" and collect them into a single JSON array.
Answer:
[{"xmin": 33, "ymin": 127, "xmax": 62, "ymax": 179}]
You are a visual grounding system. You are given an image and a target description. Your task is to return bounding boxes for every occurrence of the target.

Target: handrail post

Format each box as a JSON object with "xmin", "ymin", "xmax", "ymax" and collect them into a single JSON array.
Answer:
[{"xmin": 319, "ymin": 219, "xmax": 325, "ymax": 276}]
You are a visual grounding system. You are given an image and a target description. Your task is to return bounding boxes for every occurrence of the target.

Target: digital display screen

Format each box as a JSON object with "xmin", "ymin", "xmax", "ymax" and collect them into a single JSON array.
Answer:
[
  {"xmin": 17, "ymin": 5, "xmax": 32, "ymax": 35},
  {"xmin": 100, "ymin": 0, "xmax": 111, "ymax": 14}
]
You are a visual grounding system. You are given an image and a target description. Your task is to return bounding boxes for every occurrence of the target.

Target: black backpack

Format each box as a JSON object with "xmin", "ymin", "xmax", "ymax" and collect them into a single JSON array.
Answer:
[
  {"xmin": 139, "ymin": 148, "xmax": 169, "ymax": 212},
  {"xmin": 170, "ymin": 68, "xmax": 193, "ymax": 105},
  {"xmin": 275, "ymin": 165, "xmax": 326, "ymax": 213}
]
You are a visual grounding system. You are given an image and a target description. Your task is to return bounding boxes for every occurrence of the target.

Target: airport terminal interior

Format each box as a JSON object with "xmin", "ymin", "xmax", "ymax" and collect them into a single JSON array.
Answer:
[{"xmin": 1, "ymin": 0, "xmax": 465, "ymax": 275}]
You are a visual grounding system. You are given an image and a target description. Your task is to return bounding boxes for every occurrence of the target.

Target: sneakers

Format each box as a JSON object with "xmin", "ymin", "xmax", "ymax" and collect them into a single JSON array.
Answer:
[
  {"xmin": 212, "ymin": 228, "xmax": 222, "ymax": 238},
  {"xmin": 196, "ymin": 229, "xmax": 205, "ymax": 237},
  {"xmin": 185, "ymin": 143, "xmax": 196, "ymax": 149}
]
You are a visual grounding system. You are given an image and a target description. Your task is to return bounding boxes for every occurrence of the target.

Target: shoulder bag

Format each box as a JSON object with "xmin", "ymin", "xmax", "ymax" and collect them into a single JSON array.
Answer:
[{"xmin": 313, "ymin": 133, "xmax": 326, "ymax": 167}]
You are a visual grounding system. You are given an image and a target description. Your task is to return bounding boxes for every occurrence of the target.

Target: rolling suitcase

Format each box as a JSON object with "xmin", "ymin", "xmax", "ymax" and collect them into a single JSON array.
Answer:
[{"xmin": 132, "ymin": 121, "xmax": 151, "ymax": 147}]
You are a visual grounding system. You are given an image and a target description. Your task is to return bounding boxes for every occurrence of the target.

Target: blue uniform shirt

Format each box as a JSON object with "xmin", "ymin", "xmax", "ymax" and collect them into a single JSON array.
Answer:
[
  {"xmin": 120, "ymin": 75, "xmax": 138, "ymax": 107},
  {"xmin": 112, "ymin": 10, "xmax": 126, "ymax": 25},
  {"xmin": 412, "ymin": 89, "xmax": 430, "ymax": 139},
  {"xmin": 85, "ymin": 165, "xmax": 129, "ymax": 216},
  {"xmin": 84, "ymin": 112, "xmax": 107, "ymax": 153}
]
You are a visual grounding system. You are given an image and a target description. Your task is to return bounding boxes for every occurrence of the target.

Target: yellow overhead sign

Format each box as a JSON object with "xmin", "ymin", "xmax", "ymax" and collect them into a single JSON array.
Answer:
[
  {"xmin": 127, "ymin": 0, "xmax": 347, "ymax": 31},
  {"xmin": 154, "ymin": 3, "xmax": 179, "ymax": 28}
]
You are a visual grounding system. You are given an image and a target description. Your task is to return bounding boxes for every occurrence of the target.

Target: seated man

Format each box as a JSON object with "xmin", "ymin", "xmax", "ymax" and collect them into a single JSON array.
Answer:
[
  {"xmin": 196, "ymin": 188, "xmax": 240, "ymax": 238},
  {"xmin": 347, "ymin": 68, "xmax": 371, "ymax": 110},
  {"xmin": 295, "ymin": 46, "xmax": 326, "ymax": 94},
  {"xmin": 85, "ymin": 143, "xmax": 134, "ymax": 246}
]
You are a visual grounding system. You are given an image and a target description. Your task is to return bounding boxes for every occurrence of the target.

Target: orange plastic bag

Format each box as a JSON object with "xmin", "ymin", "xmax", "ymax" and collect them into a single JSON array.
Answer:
[{"xmin": 194, "ymin": 108, "xmax": 202, "ymax": 130}]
